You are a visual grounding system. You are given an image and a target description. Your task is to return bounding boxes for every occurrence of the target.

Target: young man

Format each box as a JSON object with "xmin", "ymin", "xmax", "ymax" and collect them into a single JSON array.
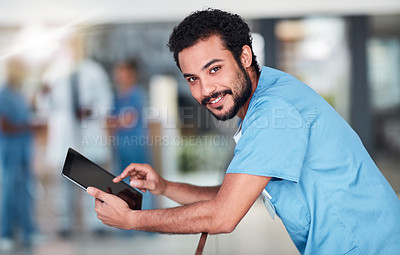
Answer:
[{"xmin": 88, "ymin": 9, "xmax": 400, "ymax": 254}]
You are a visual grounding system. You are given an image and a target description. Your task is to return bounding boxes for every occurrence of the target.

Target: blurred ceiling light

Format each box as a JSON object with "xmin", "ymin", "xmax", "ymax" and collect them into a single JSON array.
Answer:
[
  {"xmin": 16, "ymin": 24, "xmax": 64, "ymax": 63},
  {"xmin": 0, "ymin": 3, "xmax": 106, "ymax": 63},
  {"xmin": 0, "ymin": 24, "xmax": 72, "ymax": 64}
]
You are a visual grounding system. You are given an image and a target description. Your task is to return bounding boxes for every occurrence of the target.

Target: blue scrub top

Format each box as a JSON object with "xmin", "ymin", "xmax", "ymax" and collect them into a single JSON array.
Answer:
[
  {"xmin": 0, "ymin": 85, "xmax": 32, "ymax": 144},
  {"xmin": 114, "ymin": 86, "xmax": 146, "ymax": 137},
  {"xmin": 114, "ymin": 86, "xmax": 151, "ymax": 165},
  {"xmin": 227, "ymin": 67, "xmax": 400, "ymax": 254}
]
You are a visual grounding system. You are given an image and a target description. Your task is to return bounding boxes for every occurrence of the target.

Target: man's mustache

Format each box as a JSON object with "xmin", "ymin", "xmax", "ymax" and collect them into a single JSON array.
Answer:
[{"xmin": 201, "ymin": 89, "xmax": 233, "ymax": 106}]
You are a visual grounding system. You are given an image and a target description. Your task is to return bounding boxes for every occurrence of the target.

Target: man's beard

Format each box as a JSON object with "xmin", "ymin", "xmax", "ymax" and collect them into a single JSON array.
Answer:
[{"xmin": 201, "ymin": 64, "xmax": 253, "ymax": 121}]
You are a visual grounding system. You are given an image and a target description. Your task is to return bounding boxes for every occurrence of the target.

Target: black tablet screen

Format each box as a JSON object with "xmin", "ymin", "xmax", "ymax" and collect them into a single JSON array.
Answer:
[{"xmin": 62, "ymin": 148, "xmax": 142, "ymax": 210}]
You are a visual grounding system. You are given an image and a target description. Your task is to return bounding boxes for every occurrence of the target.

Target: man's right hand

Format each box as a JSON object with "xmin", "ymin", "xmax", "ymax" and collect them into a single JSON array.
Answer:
[{"xmin": 113, "ymin": 163, "xmax": 166, "ymax": 196}]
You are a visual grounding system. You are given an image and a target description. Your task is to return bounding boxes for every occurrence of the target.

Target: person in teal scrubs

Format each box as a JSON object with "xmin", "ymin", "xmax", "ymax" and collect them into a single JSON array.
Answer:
[
  {"xmin": 111, "ymin": 59, "xmax": 154, "ymax": 212},
  {"xmin": 0, "ymin": 58, "xmax": 35, "ymax": 248},
  {"xmin": 87, "ymin": 9, "xmax": 400, "ymax": 254}
]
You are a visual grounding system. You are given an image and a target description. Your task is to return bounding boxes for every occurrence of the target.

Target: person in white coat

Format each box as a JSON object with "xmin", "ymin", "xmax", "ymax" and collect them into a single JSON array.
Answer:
[{"xmin": 40, "ymin": 31, "xmax": 113, "ymax": 236}]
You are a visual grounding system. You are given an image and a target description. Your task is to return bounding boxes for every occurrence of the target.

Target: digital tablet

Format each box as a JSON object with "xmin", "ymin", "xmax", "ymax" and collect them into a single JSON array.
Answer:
[{"xmin": 62, "ymin": 148, "xmax": 142, "ymax": 210}]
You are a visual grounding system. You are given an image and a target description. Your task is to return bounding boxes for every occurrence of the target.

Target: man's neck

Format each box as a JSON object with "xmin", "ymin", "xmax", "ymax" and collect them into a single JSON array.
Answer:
[{"xmin": 236, "ymin": 69, "xmax": 260, "ymax": 120}]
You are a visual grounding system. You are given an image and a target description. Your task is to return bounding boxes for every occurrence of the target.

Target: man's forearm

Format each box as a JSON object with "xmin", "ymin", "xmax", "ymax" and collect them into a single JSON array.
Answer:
[
  {"xmin": 127, "ymin": 198, "xmax": 232, "ymax": 234},
  {"xmin": 90, "ymin": 173, "xmax": 270, "ymax": 235},
  {"xmin": 163, "ymin": 180, "xmax": 221, "ymax": 205}
]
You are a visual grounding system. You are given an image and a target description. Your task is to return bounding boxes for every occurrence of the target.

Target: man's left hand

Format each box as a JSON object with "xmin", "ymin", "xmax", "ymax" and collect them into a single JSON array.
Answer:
[{"xmin": 87, "ymin": 187, "xmax": 133, "ymax": 229}]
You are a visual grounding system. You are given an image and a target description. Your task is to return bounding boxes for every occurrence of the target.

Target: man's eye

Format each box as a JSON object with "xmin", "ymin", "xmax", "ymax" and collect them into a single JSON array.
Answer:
[
  {"xmin": 187, "ymin": 77, "xmax": 197, "ymax": 82},
  {"xmin": 210, "ymin": 66, "xmax": 220, "ymax": 74}
]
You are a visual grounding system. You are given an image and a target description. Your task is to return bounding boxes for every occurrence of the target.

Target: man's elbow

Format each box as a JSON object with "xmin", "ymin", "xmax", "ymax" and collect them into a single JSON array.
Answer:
[
  {"xmin": 219, "ymin": 221, "xmax": 237, "ymax": 234},
  {"xmin": 208, "ymin": 216, "xmax": 238, "ymax": 234},
  {"xmin": 204, "ymin": 200, "xmax": 243, "ymax": 234}
]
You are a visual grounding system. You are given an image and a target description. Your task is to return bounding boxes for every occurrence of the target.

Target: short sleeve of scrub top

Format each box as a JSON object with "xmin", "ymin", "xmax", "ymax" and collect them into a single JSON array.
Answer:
[
  {"xmin": 227, "ymin": 96, "xmax": 309, "ymax": 183},
  {"xmin": 0, "ymin": 88, "xmax": 11, "ymax": 118},
  {"xmin": 0, "ymin": 88, "xmax": 24, "ymax": 126}
]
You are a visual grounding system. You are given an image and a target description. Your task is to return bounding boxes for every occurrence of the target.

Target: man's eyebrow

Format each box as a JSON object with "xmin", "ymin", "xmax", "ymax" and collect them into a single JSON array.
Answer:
[
  {"xmin": 183, "ymin": 73, "xmax": 194, "ymax": 78},
  {"xmin": 183, "ymin": 59, "xmax": 224, "ymax": 78},
  {"xmin": 202, "ymin": 59, "xmax": 223, "ymax": 70}
]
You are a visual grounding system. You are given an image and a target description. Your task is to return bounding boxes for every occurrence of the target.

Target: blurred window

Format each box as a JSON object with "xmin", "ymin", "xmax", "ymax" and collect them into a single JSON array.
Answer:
[{"xmin": 275, "ymin": 17, "xmax": 351, "ymax": 120}]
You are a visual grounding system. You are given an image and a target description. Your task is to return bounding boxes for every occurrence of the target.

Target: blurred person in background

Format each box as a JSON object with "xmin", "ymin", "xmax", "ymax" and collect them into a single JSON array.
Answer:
[
  {"xmin": 110, "ymin": 59, "xmax": 155, "ymax": 216},
  {"xmin": 88, "ymin": 9, "xmax": 400, "ymax": 254},
  {"xmin": 0, "ymin": 57, "xmax": 36, "ymax": 250},
  {"xmin": 40, "ymin": 29, "xmax": 113, "ymax": 237}
]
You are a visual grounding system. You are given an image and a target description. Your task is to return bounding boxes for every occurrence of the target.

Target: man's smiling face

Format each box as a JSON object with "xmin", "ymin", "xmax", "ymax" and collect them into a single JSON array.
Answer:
[{"xmin": 178, "ymin": 35, "xmax": 253, "ymax": 121}]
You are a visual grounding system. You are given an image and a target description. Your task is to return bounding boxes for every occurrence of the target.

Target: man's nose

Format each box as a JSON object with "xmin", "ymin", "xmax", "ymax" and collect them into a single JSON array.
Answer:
[{"xmin": 201, "ymin": 79, "xmax": 217, "ymax": 97}]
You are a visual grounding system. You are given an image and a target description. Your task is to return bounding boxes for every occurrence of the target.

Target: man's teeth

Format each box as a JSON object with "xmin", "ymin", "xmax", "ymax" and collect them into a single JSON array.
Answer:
[{"xmin": 211, "ymin": 95, "xmax": 223, "ymax": 104}]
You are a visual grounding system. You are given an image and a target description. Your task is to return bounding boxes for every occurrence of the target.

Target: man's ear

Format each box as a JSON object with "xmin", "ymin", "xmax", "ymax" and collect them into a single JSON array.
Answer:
[{"xmin": 240, "ymin": 45, "xmax": 253, "ymax": 68}]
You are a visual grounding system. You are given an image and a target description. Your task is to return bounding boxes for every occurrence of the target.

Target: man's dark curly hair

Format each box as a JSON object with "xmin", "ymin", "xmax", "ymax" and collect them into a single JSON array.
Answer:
[{"xmin": 168, "ymin": 8, "xmax": 260, "ymax": 77}]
